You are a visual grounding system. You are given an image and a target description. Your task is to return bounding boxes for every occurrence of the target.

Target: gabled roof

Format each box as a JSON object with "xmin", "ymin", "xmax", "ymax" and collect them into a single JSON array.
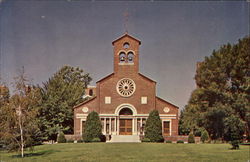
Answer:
[
  {"xmin": 139, "ymin": 73, "xmax": 156, "ymax": 83},
  {"xmin": 96, "ymin": 73, "xmax": 114, "ymax": 83},
  {"xmin": 156, "ymin": 96, "xmax": 179, "ymax": 109},
  {"xmin": 112, "ymin": 33, "xmax": 141, "ymax": 45},
  {"xmin": 73, "ymin": 96, "xmax": 96, "ymax": 109}
]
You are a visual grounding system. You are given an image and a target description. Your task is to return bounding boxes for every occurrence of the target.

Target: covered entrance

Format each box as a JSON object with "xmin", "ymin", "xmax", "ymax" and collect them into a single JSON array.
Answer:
[
  {"xmin": 119, "ymin": 119, "xmax": 132, "ymax": 135},
  {"xmin": 119, "ymin": 107, "xmax": 133, "ymax": 135}
]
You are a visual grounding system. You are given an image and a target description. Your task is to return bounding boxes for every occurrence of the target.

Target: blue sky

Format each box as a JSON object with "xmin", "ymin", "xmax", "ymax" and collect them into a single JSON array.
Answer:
[{"xmin": 0, "ymin": 1, "xmax": 249, "ymax": 109}]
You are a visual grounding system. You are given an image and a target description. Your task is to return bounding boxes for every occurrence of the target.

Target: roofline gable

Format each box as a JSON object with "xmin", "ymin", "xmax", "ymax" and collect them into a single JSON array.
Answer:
[
  {"xmin": 138, "ymin": 73, "xmax": 156, "ymax": 83},
  {"xmin": 73, "ymin": 96, "xmax": 97, "ymax": 109},
  {"xmin": 156, "ymin": 96, "xmax": 179, "ymax": 109},
  {"xmin": 112, "ymin": 33, "xmax": 141, "ymax": 45},
  {"xmin": 96, "ymin": 73, "xmax": 114, "ymax": 83}
]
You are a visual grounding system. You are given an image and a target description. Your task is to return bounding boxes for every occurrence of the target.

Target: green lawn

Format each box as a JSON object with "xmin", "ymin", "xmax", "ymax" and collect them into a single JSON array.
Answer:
[{"xmin": 0, "ymin": 143, "xmax": 249, "ymax": 162}]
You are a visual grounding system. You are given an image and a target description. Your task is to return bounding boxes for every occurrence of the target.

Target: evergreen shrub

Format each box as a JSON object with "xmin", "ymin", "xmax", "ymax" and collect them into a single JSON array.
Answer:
[
  {"xmin": 177, "ymin": 140, "xmax": 184, "ymax": 143},
  {"xmin": 141, "ymin": 138, "xmax": 151, "ymax": 142},
  {"xmin": 201, "ymin": 130, "xmax": 209, "ymax": 143},
  {"xmin": 91, "ymin": 138, "xmax": 101, "ymax": 142},
  {"xmin": 188, "ymin": 133, "xmax": 195, "ymax": 143},
  {"xmin": 82, "ymin": 111, "xmax": 102, "ymax": 142},
  {"xmin": 57, "ymin": 132, "xmax": 66, "ymax": 143},
  {"xmin": 144, "ymin": 110, "xmax": 164, "ymax": 142}
]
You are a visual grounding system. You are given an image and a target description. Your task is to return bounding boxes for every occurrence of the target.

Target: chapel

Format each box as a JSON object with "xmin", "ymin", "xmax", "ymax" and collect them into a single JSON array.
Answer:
[{"xmin": 73, "ymin": 33, "xmax": 179, "ymax": 142}]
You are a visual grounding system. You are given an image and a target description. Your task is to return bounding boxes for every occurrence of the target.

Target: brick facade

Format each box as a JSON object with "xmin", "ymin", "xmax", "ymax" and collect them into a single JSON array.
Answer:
[{"xmin": 74, "ymin": 34, "xmax": 179, "ymax": 138}]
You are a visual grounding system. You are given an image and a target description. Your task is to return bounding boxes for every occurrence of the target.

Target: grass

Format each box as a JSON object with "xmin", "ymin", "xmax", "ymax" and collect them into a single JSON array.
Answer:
[{"xmin": 0, "ymin": 143, "xmax": 249, "ymax": 162}]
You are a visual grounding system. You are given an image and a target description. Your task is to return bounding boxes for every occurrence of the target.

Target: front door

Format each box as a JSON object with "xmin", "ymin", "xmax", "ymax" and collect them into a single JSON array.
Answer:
[{"xmin": 119, "ymin": 119, "xmax": 132, "ymax": 135}]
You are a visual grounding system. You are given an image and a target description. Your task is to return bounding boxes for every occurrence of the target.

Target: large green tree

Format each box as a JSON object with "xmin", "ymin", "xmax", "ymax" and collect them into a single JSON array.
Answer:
[
  {"xmin": 180, "ymin": 37, "xmax": 250, "ymax": 142},
  {"xmin": 38, "ymin": 65, "xmax": 91, "ymax": 141}
]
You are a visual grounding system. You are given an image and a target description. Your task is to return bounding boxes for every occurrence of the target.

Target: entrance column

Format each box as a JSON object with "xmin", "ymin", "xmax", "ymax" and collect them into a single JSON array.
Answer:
[
  {"xmin": 114, "ymin": 116, "xmax": 117, "ymax": 135},
  {"xmin": 109, "ymin": 118, "xmax": 111, "ymax": 135},
  {"xmin": 104, "ymin": 117, "xmax": 106, "ymax": 135}
]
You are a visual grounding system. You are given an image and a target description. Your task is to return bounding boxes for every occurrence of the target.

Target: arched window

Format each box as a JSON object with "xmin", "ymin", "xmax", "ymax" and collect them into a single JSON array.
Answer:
[
  {"xmin": 119, "ymin": 52, "xmax": 126, "ymax": 63},
  {"xmin": 89, "ymin": 89, "xmax": 93, "ymax": 96},
  {"xmin": 123, "ymin": 42, "xmax": 130, "ymax": 49},
  {"xmin": 119, "ymin": 108, "xmax": 133, "ymax": 115},
  {"xmin": 127, "ymin": 52, "xmax": 134, "ymax": 63}
]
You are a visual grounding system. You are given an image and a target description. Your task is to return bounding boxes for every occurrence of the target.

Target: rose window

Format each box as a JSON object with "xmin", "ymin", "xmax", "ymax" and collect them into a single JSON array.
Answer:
[{"xmin": 116, "ymin": 78, "xmax": 136, "ymax": 97}]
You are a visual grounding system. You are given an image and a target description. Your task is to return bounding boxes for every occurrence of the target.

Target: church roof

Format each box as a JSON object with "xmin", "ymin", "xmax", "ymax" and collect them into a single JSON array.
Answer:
[
  {"xmin": 112, "ymin": 33, "xmax": 141, "ymax": 45},
  {"xmin": 138, "ymin": 73, "xmax": 156, "ymax": 83},
  {"xmin": 96, "ymin": 73, "xmax": 114, "ymax": 83},
  {"xmin": 73, "ymin": 96, "xmax": 96, "ymax": 109},
  {"xmin": 156, "ymin": 96, "xmax": 179, "ymax": 109}
]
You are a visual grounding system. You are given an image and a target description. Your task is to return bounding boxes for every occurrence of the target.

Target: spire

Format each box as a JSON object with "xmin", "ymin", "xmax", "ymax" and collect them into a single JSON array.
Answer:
[{"xmin": 123, "ymin": 8, "xmax": 129, "ymax": 34}]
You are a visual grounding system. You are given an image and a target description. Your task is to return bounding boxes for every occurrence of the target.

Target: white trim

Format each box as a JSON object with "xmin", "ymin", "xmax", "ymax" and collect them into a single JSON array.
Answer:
[
  {"xmin": 76, "ymin": 114, "xmax": 88, "ymax": 118},
  {"xmin": 117, "ymin": 50, "xmax": 127, "ymax": 55},
  {"xmin": 116, "ymin": 78, "xmax": 136, "ymax": 97},
  {"xmin": 114, "ymin": 103, "xmax": 137, "ymax": 116},
  {"xmin": 162, "ymin": 119, "xmax": 172, "ymax": 136}
]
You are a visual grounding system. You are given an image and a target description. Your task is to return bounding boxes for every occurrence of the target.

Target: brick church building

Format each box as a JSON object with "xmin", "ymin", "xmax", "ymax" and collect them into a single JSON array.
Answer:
[{"xmin": 73, "ymin": 34, "xmax": 179, "ymax": 142}]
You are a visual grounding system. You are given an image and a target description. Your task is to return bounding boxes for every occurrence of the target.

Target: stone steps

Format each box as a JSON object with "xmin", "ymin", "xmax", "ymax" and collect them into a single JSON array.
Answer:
[{"xmin": 107, "ymin": 135, "xmax": 141, "ymax": 143}]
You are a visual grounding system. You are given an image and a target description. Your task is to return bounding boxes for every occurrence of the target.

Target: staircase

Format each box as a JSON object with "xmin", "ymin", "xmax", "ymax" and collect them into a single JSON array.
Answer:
[{"xmin": 107, "ymin": 135, "xmax": 141, "ymax": 143}]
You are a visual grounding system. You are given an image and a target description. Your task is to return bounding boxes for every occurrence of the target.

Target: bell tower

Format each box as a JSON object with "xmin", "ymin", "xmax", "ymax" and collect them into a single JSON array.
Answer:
[{"xmin": 112, "ymin": 34, "xmax": 141, "ymax": 75}]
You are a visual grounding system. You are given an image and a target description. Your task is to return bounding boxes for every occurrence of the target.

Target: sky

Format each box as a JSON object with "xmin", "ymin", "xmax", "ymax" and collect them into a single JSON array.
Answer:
[{"xmin": 0, "ymin": 0, "xmax": 249, "ymax": 110}]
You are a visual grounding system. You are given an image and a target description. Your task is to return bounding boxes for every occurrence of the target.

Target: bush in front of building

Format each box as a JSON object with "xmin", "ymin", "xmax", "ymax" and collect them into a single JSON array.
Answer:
[
  {"xmin": 82, "ymin": 111, "xmax": 102, "ymax": 142},
  {"xmin": 144, "ymin": 110, "xmax": 164, "ymax": 142},
  {"xmin": 177, "ymin": 140, "xmax": 184, "ymax": 143},
  {"xmin": 141, "ymin": 138, "xmax": 151, "ymax": 142},
  {"xmin": 57, "ymin": 132, "xmax": 66, "ymax": 143},
  {"xmin": 201, "ymin": 130, "xmax": 209, "ymax": 143},
  {"xmin": 165, "ymin": 140, "xmax": 172, "ymax": 143},
  {"xmin": 188, "ymin": 133, "xmax": 195, "ymax": 143},
  {"xmin": 91, "ymin": 138, "xmax": 101, "ymax": 142}
]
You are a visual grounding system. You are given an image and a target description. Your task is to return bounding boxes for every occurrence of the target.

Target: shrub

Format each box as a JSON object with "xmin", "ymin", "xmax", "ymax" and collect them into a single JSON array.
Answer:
[
  {"xmin": 201, "ymin": 130, "xmax": 209, "ymax": 143},
  {"xmin": 141, "ymin": 138, "xmax": 151, "ymax": 142},
  {"xmin": 57, "ymin": 132, "xmax": 66, "ymax": 143},
  {"xmin": 177, "ymin": 140, "xmax": 184, "ymax": 143},
  {"xmin": 91, "ymin": 138, "xmax": 101, "ymax": 142},
  {"xmin": 83, "ymin": 111, "xmax": 102, "ymax": 142},
  {"xmin": 224, "ymin": 116, "xmax": 244, "ymax": 150},
  {"xmin": 188, "ymin": 133, "xmax": 195, "ymax": 143},
  {"xmin": 67, "ymin": 139, "xmax": 74, "ymax": 143},
  {"xmin": 144, "ymin": 110, "xmax": 164, "ymax": 142},
  {"xmin": 165, "ymin": 140, "xmax": 172, "ymax": 143},
  {"xmin": 100, "ymin": 135, "xmax": 106, "ymax": 142},
  {"xmin": 231, "ymin": 140, "xmax": 240, "ymax": 150}
]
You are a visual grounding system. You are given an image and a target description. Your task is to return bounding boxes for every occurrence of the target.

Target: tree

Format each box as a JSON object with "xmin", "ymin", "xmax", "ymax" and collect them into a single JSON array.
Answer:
[
  {"xmin": 0, "ymin": 68, "xmax": 41, "ymax": 157},
  {"xmin": 57, "ymin": 132, "xmax": 66, "ymax": 143},
  {"xmin": 38, "ymin": 65, "xmax": 92, "ymax": 141},
  {"xmin": 144, "ymin": 110, "xmax": 163, "ymax": 142},
  {"xmin": 201, "ymin": 130, "xmax": 209, "ymax": 143},
  {"xmin": 82, "ymin": 111, "xmax": 102, "ymax": 142},
  {"xmin": 182, "ymin": 37, "xmax": 250, "ymax": 142},
  {"xmin": 188, "ymin": 133, "xmax": 195, "ymax": 143},
  {"xmin": 224, "ymin": 116, "xmax": 244, "ymax": 149}
]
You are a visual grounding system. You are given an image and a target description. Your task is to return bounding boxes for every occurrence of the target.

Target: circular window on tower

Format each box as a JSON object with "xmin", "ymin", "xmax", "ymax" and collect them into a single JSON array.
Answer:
[{"xmin": 116, "ymin": 78, "xmax": 136, "ymax": 97}]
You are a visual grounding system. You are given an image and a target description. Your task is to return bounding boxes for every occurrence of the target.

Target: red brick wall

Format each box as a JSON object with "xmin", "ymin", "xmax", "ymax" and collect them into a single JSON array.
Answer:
[
  {"xmin": 73, "ymin": 34, "xmax": 179, "ymax": 137},
  {"xmin": 156, "ymin": 97, "xmax": 179, "ymax": 136}
]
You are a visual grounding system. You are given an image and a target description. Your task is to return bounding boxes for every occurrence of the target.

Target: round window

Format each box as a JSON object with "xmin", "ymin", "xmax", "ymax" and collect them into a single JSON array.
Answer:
[{"xmin": 116, "ymin": 78, "xmax": 136, "ymax": 97}]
